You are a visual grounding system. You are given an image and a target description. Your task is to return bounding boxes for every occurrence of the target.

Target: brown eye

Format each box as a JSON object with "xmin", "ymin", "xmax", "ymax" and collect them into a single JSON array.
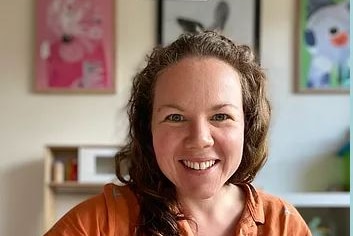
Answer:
[
  {"xmin": 166, "ymin": 114, "xmax": 185, "ymax": 122},
  {"xmin": 211, "ymin": 114, "xmax": 230, "ymax": 121}
]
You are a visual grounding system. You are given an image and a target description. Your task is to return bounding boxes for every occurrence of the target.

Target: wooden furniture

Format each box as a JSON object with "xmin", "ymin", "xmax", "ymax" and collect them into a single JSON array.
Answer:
[{"xmin": 43, "ymin": 145, "xmax": 118, "ymax": 231}]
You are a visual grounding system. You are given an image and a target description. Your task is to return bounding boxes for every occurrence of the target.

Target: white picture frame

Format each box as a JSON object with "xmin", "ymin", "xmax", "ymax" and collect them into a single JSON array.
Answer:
[
  {"xmin": 158, "ymin": 0, "xmax": 261, "ymax": 58},
  {"xmin": 78, "ymin": 146, "xmax": 118, "ymax": 183}
]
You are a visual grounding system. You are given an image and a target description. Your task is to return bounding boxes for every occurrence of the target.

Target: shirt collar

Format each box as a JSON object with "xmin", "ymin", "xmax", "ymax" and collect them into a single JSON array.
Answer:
[{"xmin": 238, "ymin": 183, "xmax": 265, "ymax": 224}]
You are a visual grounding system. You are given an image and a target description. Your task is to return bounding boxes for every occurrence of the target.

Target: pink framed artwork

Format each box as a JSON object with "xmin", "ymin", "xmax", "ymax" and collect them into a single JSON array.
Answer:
[{"xmin": 35, "ymin": 0, "xmax": 115, "ymax": 93}]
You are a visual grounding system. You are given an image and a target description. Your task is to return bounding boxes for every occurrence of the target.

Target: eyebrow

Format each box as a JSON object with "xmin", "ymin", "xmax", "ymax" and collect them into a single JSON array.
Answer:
[
  {"xmin": 156, "ymin": 104, "xmax": 185, "ymax": 112},
  {"xmin": 211, "ymin": 103, "xmax": 241, "ymax": 111},
  {"xmin": 156, "ymin": 103, "xmax": 241, "ymax": 112}
]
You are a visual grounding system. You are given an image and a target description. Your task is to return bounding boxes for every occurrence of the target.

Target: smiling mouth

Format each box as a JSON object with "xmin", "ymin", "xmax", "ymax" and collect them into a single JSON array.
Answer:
[{"xmin": 182, "ymin": 160, "xmax": 217, "ymax": 170}]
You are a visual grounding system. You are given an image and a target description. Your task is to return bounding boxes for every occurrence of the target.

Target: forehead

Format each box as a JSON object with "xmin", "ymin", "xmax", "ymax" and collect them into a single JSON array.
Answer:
[
  {"xmin": 153, "ymin": 56, "xmax": 242, "ymax": 108},
  {"xmin": 158, "ymin": 55, "xmax": 238, "ymax": 79},
  {"xmin": 156, "ymin": 56, "xmax": 240, "ymax": 85}
]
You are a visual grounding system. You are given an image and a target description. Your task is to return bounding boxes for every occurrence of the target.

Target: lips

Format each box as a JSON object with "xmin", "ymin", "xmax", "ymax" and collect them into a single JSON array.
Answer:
[{"xmin": 182, "ymin": 160, "xmax": 217, "ymax": 170}]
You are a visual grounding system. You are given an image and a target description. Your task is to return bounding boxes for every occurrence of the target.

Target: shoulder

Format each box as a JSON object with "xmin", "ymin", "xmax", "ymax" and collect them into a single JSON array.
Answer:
[
  {"xmin": 44, "ymin": 183, "xmax": 138, "ymax": 236},
  {"xmin": 257, "ymin": 189, "xmax": 295, "ymax": 212},
  {"xmin": 240, "ymin": 184, "xmax": 312, "ymax": 235},
  {"xmin": 257, "ymin": 189, "xmax": 311, "ymax": 235},
  {"xmin": 257, "ymin": 190, "xmax": 298, "ymax": 215}
]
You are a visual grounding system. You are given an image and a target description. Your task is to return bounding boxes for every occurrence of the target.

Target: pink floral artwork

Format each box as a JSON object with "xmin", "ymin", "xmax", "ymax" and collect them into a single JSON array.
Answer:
[{"xmin": 35, "ymin": 0, "xmax": 115, "ymax": 92}]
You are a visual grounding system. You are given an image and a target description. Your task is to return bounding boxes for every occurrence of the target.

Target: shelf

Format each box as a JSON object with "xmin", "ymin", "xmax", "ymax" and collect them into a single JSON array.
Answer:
[
  {"xmin": 49, "ymin": 182, "xmax": 104, "ymax": 194},
  {"xmin": 278, "ymin": 192, "xmax": 350, "ymax": 208},
  {"xmin": 43, "ymin": 145, "xmax": 350, "ymax": 233}
]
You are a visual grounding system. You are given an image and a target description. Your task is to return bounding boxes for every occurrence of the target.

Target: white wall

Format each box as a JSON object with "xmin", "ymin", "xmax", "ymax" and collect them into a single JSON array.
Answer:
[
  {"xmin": 0, "ymin": 1, "xmax": 156, "ymax": 236},
  {"xmin": 0, "ymin": 0, "xmax": 348, "ymax": 236},
  {"xmin": 253, "ymin": 0, "xmax": 349, "ymax": 193}
]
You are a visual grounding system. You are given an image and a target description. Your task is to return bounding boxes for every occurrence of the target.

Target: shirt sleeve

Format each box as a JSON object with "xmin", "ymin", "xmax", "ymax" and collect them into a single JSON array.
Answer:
[
  {"xmin": 43, "ymin": 193, "xmax": 109, "ymax": 236},
  {"xmin": 280, "ymin": 201, "xmax": 312, "ymax": 236},
  {"xmin": 257, "ymin": 191, "xmax": 313, "ymax": 236}
]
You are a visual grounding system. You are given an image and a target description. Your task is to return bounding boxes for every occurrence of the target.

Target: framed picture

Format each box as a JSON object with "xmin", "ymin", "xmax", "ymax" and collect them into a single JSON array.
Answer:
[
  {"xmin": 158, "ymin": 0, "xmax": 261, "ymax": 59},
  {"xmin": 294, "ymin": 0, "xmax": 349, "ymax": 93},
  {"xmin": 78, "ymin": 147, "xmax": 118, "ymax": 183},
  {"xmin": 34, "ymin": 0, "xmax": 115, "ymax": 93}
]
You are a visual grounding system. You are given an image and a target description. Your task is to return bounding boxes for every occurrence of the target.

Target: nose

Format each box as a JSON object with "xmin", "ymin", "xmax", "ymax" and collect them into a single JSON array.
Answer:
[{"xmin": 184, "ymin": 119, "xmax": 214, "ymax": 149}]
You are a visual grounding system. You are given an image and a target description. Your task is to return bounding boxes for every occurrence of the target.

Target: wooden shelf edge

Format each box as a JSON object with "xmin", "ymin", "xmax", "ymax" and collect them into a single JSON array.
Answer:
[{"xmin": 49, "ymin": 182, "xmax": 105, "ymax": 194}]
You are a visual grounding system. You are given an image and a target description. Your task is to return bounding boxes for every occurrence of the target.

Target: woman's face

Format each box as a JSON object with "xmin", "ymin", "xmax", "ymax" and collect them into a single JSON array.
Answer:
[{"xmin": 151, "ymin": 56, "xmax": 244, "ymax": 199}]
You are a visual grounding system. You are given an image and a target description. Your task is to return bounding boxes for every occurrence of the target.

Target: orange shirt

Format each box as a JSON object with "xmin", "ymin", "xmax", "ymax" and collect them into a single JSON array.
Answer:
[{"xmin": 44, "ymin": 183, "xmax": 312, "ymax": 236}]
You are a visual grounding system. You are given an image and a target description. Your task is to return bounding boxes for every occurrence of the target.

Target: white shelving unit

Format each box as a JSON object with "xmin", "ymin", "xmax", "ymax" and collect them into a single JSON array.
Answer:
[
  {"xmin": 43, "ymin": 145, "xmax": 118, "ymax": 232},
  {"xmin": 279, "ymin": 192, "xmax": 349, "ymax": 207},
  {"xmin": 278, "ymin": 192, "xmax": 350, "ymax": 235}
]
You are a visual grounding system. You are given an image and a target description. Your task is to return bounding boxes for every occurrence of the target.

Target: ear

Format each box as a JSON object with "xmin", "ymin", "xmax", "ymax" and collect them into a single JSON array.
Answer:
[
  {"xmin": 304, "ymin": 29, "xmax": 315, "ymax": 47},
  {"xmin": 304, "ymin": 29, "xmax": 318, "ymax": 54},
  {"xmin": 307, "ymin": 0, "xmax": 332, "ymax": 18},
  {"xmin": 177, "ymin": 18, "xmax": 204, "ymax": 33}
]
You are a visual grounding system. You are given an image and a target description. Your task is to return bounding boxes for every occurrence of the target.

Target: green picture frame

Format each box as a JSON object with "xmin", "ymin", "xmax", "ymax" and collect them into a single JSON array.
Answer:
[{"xmin": 294, "ymin": 0, "xmax": 349, "ymax": 93}]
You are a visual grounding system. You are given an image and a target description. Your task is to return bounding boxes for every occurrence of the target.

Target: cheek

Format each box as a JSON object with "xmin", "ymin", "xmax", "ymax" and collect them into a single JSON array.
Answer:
[
  {"xmin": 222, "ymin": 128, "xmax": 244, "ymax": 158},
  {"xmin": 153, "ymin": 126, "xmax": 184, "ymax": 148},
  {"xmin": 152, "ymin": 129, "xmax": 177, "ymax": 164},
  {"xmin": 152, "ymin": 131, "xmax": 165, "ymax": 161},
  {"xmin": 152, "ymin": 129, "xmax": 182, "ymax": 181}
]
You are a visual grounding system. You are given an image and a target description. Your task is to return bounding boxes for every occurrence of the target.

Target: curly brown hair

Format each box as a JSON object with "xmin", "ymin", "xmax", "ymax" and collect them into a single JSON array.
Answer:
[{"xmin": 115, "ymin": 31, "xmax": 271, "ymax": 235}]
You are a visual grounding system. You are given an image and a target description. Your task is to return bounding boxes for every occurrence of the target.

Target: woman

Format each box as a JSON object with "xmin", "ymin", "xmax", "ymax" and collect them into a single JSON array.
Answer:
[{"xmin": 45, "ymin": 31, "xmax": 311, "ymax": 236}]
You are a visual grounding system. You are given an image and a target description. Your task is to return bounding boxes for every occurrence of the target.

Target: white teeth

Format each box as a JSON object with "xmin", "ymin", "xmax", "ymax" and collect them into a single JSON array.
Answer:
[
  {"xmin": 194, "ymin": 162, "xmax": 200, "ymax": 170},
  {"xmin": 182, "ymin": 160, "xmax": 216, "ymax": 170},
  {"xmin": 200, "ymin": 162, "xmax": 205, "ymax": 170}
]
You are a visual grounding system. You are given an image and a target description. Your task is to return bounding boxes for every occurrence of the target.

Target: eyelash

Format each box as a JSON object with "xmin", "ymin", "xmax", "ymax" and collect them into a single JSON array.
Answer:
[
  {"xmin": 165, "ymin": 114, "xmax": 185, "ymax": 122},
  {"xmin": 164, "ymin": 113, "xmax": 232, "ymax": 122},
  {"xmin": 211, "ymin": 113, "xmax": 232, "ymax": 121}
]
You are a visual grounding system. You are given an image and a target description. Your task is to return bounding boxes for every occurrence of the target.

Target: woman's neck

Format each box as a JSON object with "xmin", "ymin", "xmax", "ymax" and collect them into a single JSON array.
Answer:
[{"xmin": 177, "ymin": 184, "xmax": 245, "ymax": 236}]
